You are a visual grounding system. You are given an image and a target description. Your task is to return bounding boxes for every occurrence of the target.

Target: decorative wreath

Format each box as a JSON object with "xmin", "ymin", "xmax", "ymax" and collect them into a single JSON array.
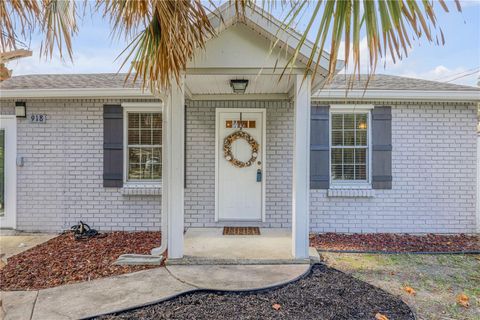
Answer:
[{"xmin": 223, "ymin": 130, "xmax": 259, "ymax": 168}]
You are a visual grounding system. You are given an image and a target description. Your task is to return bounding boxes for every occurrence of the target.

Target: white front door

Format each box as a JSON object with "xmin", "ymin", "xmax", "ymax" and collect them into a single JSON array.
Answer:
[
  {"xmin": 0, "ymin": 116, "xmax": 16, "ymax": 229},
  {"xmin": 216, "ymin": 109, "xmax": 265, "ymax": 221}
]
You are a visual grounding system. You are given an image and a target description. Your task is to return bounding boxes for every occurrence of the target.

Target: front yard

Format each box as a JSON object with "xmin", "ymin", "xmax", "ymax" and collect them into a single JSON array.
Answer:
[{"xmin": 322, "ymin": 253, "xmax": 480, "ymax": 320}]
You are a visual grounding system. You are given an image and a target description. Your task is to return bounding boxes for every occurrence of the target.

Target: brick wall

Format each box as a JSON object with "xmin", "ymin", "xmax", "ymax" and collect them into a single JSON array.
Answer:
[
  {"xmin": 185, "ymin": 100, "xmax": 294, "ymax": 228},
  {"xmin": 310, "ymin": 102, "xmax": 478, "ymax": 234},
  {"xmin": 1, "ymin": 98, "xmax": 477, "ymax": 234},
  {"xmin": 0, "ymin": 98, "xmax": 162, "ymax": 232}
]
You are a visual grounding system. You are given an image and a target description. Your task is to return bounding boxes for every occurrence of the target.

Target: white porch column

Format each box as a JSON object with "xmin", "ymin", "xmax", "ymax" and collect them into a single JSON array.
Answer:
[
  {"xmin": 165, "ymin": 78, "xmax": 185, "ymax": 259},
  {"xmin": 292, "ymin": 74, "xmax": 311, "ymax": 259}
]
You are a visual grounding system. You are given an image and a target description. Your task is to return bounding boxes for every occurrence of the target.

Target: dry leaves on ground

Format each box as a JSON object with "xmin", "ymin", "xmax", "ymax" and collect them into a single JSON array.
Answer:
[
  {"xmin": 0, "ymin": 232, "xmax": 161, "ymax": 290},
  {"xmin": 375, "ymin": 313, "xmax": 389, "ymax": 320},
  {"xmin": 403, "ymin": 286, "xmax": 416, "ymax": 296},
  {"xmin": 272, "ymin": 303, "xmax": 281, "ymax": 311},
  {"xmin": 456, "ymin": 294, "xmax": 470, "ymax": 308},
  {"xmin": 310, "ymin": 233, "xmax": 479, "ymax": 253}
]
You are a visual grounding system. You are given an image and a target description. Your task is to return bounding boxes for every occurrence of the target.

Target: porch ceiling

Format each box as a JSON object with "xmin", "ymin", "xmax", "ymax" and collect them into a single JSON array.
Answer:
[{"xmin": 185, "ymin": 74, "xmax": 294, "ymax": 96}]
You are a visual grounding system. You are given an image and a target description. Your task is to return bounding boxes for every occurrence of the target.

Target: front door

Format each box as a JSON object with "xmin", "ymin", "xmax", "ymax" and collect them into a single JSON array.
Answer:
[
  {"xmin": 0, "ymin": 116, "xmax": 16, "ymax": 229},
  {"xmin": 216, "ymin": 109, "xmax": 265, "ymax": 221}
]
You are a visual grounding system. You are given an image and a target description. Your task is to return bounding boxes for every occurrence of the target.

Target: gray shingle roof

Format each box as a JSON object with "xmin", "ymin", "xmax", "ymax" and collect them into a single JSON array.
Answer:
[
  {"xmin": 1, "ymin": 73, "xmax": 478, "ymax": 92},
  {"xmin": 320, "ymin": 74, "xmax": 479, "ymax": 92},
  {"xmin": 0, "ymin": 73, "xmax": 141, "ymax": 90}
]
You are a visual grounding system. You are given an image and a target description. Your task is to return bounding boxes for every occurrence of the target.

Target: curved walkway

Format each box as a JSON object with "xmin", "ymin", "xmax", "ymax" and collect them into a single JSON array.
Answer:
[{"xmin": 1, "ymin": 264, "xmax": 310, "ymax": 320}]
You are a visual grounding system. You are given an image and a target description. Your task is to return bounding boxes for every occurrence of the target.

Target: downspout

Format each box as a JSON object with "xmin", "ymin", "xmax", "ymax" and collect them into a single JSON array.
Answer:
[{"xmin": 151, "ymin": 94, "xmax": 170, "ymax": 257}]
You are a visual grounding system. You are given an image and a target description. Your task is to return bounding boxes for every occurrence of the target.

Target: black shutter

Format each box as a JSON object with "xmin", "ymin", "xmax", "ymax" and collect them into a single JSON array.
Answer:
[
  {"xmin": 371, "ymin": 106, "xmax": 392, "ymax": 189},
  {"xmin": 103, "ymin": 105, "xmax": 123, "ymax": 187},
  {"xmin": 310, "ymin": 105, "xmax": 330, "ymax": 189}
]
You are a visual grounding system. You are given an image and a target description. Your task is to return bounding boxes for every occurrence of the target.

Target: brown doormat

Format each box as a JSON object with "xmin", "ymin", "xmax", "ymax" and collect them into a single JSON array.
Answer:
[{"xmin": 223, "ymin": 227, "xmax": 260, "ymax": 236}]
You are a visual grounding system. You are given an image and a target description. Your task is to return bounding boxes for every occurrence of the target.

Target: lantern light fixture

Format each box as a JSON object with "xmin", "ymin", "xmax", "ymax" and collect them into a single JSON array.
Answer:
[
  {"xmin": 15, "ymin": 101, "xmax": 26, "ymax": 118},
  {"xmin": 230, "ymin": 79, "xmax": 249, "ymax": 94}
]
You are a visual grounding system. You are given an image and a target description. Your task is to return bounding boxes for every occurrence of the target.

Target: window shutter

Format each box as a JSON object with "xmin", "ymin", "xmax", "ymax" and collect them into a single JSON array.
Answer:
[
  {"xmin": 103, "ymin": 105, "xmax": 123, "ymax": 187},
  {"xmin": 310, "ymin": 105, "xmax": 330, "ymax": 189},
  {"xmin": 371, "ymin": 106, "xmax": 392, "ymax": 189}
]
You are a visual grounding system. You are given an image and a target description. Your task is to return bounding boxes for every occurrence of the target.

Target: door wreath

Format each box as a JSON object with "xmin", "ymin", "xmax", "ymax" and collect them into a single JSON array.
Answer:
[{"xmin": 223, "ymin": 130, "xmax": 259, "ymax": 168}]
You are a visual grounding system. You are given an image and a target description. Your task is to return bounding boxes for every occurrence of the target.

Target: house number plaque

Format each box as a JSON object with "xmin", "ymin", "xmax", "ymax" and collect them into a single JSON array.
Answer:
[{"xmin": 30, "ymin": 114, "xmax": 47, "ymax": 123}]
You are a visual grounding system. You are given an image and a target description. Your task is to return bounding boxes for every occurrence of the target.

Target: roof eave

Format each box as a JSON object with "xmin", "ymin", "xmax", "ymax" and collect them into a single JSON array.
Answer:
[
  {"xmin": 0, "ymin": 88, "xmax": 155, "ymax": 99},
  {"xmin": 312, "ymin": 89, "xmax": 480, "ymax": 102}
]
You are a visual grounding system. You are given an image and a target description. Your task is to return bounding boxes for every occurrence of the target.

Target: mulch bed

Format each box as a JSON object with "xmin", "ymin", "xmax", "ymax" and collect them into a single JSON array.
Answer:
[
  {"xmin": 310, "ymin": 233, "xmax": 480, "ymax": 253},
  {"xmin": 98, "ymin": 264, "xmax": 414, "ymax": 320},
  {"xmin": 0, "ymin": 231, "xmax": 161, "ymax": 291}
]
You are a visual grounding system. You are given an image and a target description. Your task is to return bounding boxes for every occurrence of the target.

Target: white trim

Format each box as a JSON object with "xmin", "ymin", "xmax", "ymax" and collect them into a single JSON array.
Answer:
[
  {"xmin": 313, "ymin": 89, "xmax": 480, "ymax": 102},
  {"xmin": 121, "ymin": 102, "xmax": 163, "ymax": 109},
  {"xmin": 189, "ymin": 93, "xmax": 289, "ymax": 101},
  {"xmin": 0, "ymin": 116, "xmax": 17, "ymax": 229},
  {"xmin": 1, "ymin": 88, "xmax": 155, "ymax": 99},
  {"xmin": 330, "ymin": 104, "xmax": 374, "ymax": 111},
  {"xmin": 214, "ymin": 108, "xmax": 267, "ymax": 223},
  {"xmin": 122, "ymin": 103, "xmax": 163, "ymax": 186},
  {"xmin": 329, "ymin": 108, "xmax": 373, "ymax": 189}
]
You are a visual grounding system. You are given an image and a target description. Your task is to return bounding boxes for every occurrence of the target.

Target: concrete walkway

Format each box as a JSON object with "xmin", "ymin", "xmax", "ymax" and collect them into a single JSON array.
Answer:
[
  {"xmin": 1, "ymin": 263, "xmax": 311, "ymax": 320},
  {"xmin": 0, "ymin": 231, "xmax": 56, "ymax": 262}
]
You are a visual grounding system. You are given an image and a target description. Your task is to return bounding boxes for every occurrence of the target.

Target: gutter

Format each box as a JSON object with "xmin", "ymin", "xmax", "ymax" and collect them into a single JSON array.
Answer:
[{"xmin": 312, "ymin": 89, "xmax": 480, "ymax": 102}]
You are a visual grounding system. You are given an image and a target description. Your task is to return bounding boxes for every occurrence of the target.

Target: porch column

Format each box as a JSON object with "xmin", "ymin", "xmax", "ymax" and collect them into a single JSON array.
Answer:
[
  {"xmin": 292, "ymin": 74, "xmax": 311, "ymax": 259},
  {"xmin": 166, "ymin": 77, "xmax": 185, "ymax": 259}
]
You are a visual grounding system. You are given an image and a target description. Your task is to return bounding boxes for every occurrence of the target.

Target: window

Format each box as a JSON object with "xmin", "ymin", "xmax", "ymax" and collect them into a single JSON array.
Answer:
[
  {"xmin": 330, "ymin": 110, "xmax": 370, "ymax": 186},
  {"xmin": 126, "ymin": 111, "xmax": 162, "ymax": 182}
]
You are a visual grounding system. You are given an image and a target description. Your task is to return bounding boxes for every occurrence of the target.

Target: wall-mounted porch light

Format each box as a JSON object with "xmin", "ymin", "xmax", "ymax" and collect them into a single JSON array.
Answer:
[
  {"xmin": 15, "ymin": 101, "xmax": 26, "ymax": 118},
  {"xmin": 230, "ymin": 79, "xmax": 249, "ymax": 94}
]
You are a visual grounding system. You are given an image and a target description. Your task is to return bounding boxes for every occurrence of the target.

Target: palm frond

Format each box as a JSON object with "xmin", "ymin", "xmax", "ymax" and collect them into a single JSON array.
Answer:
[
  {"xmin": 0, "ymin": 0, "xmax": 41, "ymax": 51},
  {"xmin": 40, "ymin": 0, "xmax": 79, "ymax": 60},
  {"xmin": 105, "ymin": 0, "xmax": 215, "ymax": 91}
]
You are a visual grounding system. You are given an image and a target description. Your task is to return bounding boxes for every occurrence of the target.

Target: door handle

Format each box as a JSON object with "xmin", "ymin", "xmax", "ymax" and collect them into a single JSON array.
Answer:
[{"xmin": 256, "ymin": 169, "xmax": 262, "ymax": 182}]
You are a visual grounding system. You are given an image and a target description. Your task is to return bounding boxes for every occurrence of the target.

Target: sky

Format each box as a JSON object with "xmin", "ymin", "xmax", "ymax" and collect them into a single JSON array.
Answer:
[{"xmin": 6, "ymin": 0, "xmax": 480, "ymax": 87}]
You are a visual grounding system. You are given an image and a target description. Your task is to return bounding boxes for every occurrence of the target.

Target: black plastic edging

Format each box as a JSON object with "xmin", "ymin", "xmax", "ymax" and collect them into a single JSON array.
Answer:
[
  {"xmin": 317, "ymin": 249, "xmax": 480, "ymax": 255},
  {"xmin": 83, "ymin": 263, "xmax": 316, "ymax": 320}
]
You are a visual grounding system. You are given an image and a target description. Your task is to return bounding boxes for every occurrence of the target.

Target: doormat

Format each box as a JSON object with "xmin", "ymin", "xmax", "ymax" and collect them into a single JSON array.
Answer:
[{"xmin": 223, "ymin": 227, "xmax": 260, "ymax": 236}]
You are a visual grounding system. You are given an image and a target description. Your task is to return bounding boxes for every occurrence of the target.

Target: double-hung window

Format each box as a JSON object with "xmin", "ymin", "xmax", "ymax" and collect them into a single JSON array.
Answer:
[
  {"xmin": 330, "ymin": 107, "xmax": 371, "ymax": 187},
  {"xmin": 125, "ymin": 107, "xmax": 162, "ymax": 183}
]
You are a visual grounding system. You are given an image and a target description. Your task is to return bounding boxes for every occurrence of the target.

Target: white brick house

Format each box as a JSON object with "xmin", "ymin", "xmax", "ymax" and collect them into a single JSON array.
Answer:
[{"xmin": 1, "ymin": 4, "xmax": 479, "ymax": 259}]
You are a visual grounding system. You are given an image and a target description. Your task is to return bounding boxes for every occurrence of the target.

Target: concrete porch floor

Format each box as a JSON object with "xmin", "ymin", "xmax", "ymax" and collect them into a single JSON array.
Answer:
[{"xmin": 168, "ymin": 228, "xmax": 319, "ymax": 265}]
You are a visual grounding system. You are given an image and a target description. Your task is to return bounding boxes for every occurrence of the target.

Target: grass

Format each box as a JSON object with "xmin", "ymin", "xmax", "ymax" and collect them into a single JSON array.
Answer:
[{"xmin": 322, "ymin": 253, "xmax": 480, "ymax": 320}]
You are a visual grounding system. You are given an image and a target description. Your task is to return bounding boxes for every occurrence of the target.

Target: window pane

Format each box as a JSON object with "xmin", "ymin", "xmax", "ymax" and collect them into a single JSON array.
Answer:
[
  {"xmin": 141, "ymin": 113, "xmax": 153, "ymax": 129},
  {"xmin": 356, "ymin": 114, "xmax": 367, "ymax": 130},
  {"xmin": 152, "ymin": 130, "xmax": 162, "ymax": 145},
  {"xmin": 151, "ymin": 164, "xmax": 162, "ymax": 179},
  {"xmin": 128, "ymin": 164, "xmax": 142, "ymax": 180},
  {"xmin": 128, "ymin": 113, "xmax": 140, "ymax": 129},
  {"xmin": 344, "ymin": 131, "xmax": 355, "ymax": 146},
  {"xmin": 331, "ymin": 149, "xmax": 342, "ymax": 164},
  {"xmin": 343, "ymin": 165, "xmax": 354, "ymax": 180},
  {"xmin": 128, "ymin": 129, "xmax": 139, "ymax": 144},
  {"xmin": 332, "ymin": 114, "xmax": 343, "ymax": 129},
  {"xmin": 344, "ymin": 114, "xmax": 355, "ymax": 129},
  {"xmin": 332, "ymin": 131, "xmax": 343, "ymax": 146},
  {"xmin": 332, "ymin": 165, "xmax": 343, "ymax": 180},
  {"xmin": 152, "ymin": 113, "xmax": 162, "ymax": 128},
  {"xmin": 129, "ymin": 147, "xmax": 141, "ymax": 164},
  {"xmin": 356, "ymin": 130, "xmax": 367, "ymax": 146},
  {"xmin": 140, "ymin": 129, "xmax": 152, "ymax": 145},
  {"xmin": 355, "ymin": 149, "xmax": 366, "ymax": 164},
  {"xmin": 355, "ymin": 165, "xmax": 367, "ymax": 180},
  {"xmin": 343, "ymin": 148, "xmax": 354, "ymax": 164}
]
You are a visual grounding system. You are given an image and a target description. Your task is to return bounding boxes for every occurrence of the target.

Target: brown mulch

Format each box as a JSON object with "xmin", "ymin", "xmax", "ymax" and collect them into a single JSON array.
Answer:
[
  {"xmin": 310, "ymin": 233, "xmax": 480, "ymax": 253},
  {"xmin": 98, "ymin": 264, "xmax": 414, "ymax": 320},
  {"xmin": 0, "ymin": 231, "xmax": 161, "ymax": 291}
]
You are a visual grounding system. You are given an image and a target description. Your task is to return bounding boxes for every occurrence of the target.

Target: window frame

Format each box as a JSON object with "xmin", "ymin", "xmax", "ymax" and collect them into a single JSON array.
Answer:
[
  {"xmin": 329, "ymin": 105, "xmax": 373, "ymax": 189},
  {"xmin": 122, "ymin": 103, "xmax": 163, "ymax": 187}
]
